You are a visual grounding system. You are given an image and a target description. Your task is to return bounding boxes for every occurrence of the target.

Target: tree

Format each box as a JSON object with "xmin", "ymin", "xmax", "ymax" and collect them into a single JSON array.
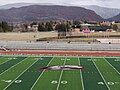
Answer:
[
  {"xmin": 1, "ymin": 21, "xmax": 12, "ymax": 32},
  {"xmin": 66, "ymin": 21, "xmax": 71, "ymax": 32},
  {"xmin": 30, "ymin": 22, "xmax": 37, "ymax": 27},
  {"xmin": 45, "ymin": 22, "xmax": 53, "ymax": 31},
  {"xmin": 55, "ymin": 23, "xmax": 66, "ymax": 32},
  {"xmin": 72, "ymin": 20, "xmax": 81, "ymax": 28},
  {"xmin": 112, "ymin": 24, "xmax": 118, "ymax": 31},
  {"xmin": 38, "ymin": 23, "xmax": 46, "ymax": 32},
  {"xmin": 84, "ymin": 20, "xmax": 88, "ymax": 24},
  {"xmin": 73, "ymin": 20, "xmax": 81, "ymax": 26},
  {"xmin": 23, "ymin": 24, "xmax": 28, "ymax": 29},
  {"xmin": 55, "ymin": 23, "xmax": 67, "ymax": 37},
  {"xmin": 0, "ymin": 22, "xmax": 2, "ymax": 32}
]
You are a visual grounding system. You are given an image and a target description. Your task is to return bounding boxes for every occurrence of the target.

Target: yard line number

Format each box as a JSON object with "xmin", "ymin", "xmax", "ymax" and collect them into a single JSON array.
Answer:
[
  {"xmin": 1, "ymin": 80, "xmax": 22, "ymax": 83},
  {"xmin": 51, "ymin": 80, "xmax": 67, "ymax": 84},
  {"xmin": 98, "ymin": 81, "xmax": 119, "ymax": 85}
]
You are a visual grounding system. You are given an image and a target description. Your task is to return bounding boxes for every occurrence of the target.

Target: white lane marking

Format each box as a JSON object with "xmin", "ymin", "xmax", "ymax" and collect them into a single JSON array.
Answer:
[
  {"xmin": 0, "ymin": 57, "xmax": 13, "ymax": 66},
  {"xmin": 30, "ymin": 57, "xmax": 54, "ymax": 90},
  {"xmin": 4, "ymin": 57, "xmax": 39, "ymax": 90},
  {"xmin": 104, "ymin": 58, "xmax": 120, "ymax": 75},
  {"xmin": 56, "ymin": 57, "xmax": 67, "ymax": 90},
  {"xmin": 78, "ymin": 57, "xmax": 84, "ymax": 90},
  {"xmin": 92, "ymin": 58, "xmax": 111, "ymax": 90},
  {"xmin": 0, "ymin": 57, "xmax": 29, "ymax": 76}
]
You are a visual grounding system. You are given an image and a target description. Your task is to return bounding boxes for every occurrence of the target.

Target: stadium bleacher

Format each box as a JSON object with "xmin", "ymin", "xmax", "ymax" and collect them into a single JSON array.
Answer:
[{"xmin": 0, "ymin": 41, "xmax": 120, "ymax": 51}]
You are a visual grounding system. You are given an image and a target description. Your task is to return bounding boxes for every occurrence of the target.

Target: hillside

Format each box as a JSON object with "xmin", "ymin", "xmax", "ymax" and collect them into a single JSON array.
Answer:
[
  {"xmin": 0, "ymin": 5, "xmax": 103, "ymax": 22},
  {"xmin": 82, "ymin": 5, "xmax": 120, "ymax": 19},
  {"xmin": 108, "ymin": 13, "xmax": 120, "ymax": 21},
  {"xmin": 0, "ymin": 3, "xmax": 56, "ymax": 10}
]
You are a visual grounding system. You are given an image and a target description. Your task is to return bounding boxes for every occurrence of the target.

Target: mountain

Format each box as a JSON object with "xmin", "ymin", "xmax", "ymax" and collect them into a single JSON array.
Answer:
[
  {"xmin": 0, "ymin": 5, "xmax": 103, "ymax": 22},
  {"xmin": 107, "ymin": 13, "xmax": 120, "ymax": 21},
  {"xmin": 0, "ymin": 3, "xmax": 60, "ymax": 10},
  {"xmin": 0, "ymin": 3, "xmax": 119, "ymax": 19},
  {"xmin": 82, "ymin": 5, "xmax": 120, "ymax": 19},
  {"xmin": 0, "ymin": 2, "xmax": 71, "ymax": 10},
  {"xmin": 0, "ymin": 3, "xmax": 34, "ymax": 9}
]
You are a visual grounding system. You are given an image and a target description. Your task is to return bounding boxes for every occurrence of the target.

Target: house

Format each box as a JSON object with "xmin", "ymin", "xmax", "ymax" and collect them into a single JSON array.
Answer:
[
  {"xmin": 100, "ymin": 21, "xmax": 111, "ymax": 26},
  {"xmin": 115, "ymin": 23, "xmax": 120, "ymax": 31},
  {"xmin": 88, "ymin": 26, "xmax": 111, "ymax": 32},
  {"xmin": 27, "ymin": 25, "xmax": 38, "ymax": 32},
  {"xmin": 32, "ymin": 25, "xmax": 38, "ymax": 32},
  {"xmin": 72, "ymin": 28, "xmax": 80, "ymax": 33}
]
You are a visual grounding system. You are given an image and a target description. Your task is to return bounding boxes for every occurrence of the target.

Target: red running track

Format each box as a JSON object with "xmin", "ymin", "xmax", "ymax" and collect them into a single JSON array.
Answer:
[{"xmin": 0, "ymin": 50, "xmax": 120, "ymax": 56}]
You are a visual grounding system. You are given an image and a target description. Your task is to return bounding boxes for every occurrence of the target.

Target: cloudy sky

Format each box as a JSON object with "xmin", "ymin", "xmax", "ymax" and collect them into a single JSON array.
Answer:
[{"xmin": 0, "ymin": 0, "xmax": 120, "ymax": 8}]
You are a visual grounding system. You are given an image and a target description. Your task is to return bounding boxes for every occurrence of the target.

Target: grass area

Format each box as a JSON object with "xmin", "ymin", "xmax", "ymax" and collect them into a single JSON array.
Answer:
[{"xmin": 0, "ymin": 55, "xmax": 120, "ymax": 90}]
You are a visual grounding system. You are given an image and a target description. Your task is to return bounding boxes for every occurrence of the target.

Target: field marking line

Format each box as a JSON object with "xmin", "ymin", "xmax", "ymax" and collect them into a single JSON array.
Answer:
[
  {"xmin": 116, "ymin": 57, "xmax": 120, "ymax": 60},
  {"xmin": 0, "ymin": 54, "xmax": 119, "ymax": 59},
  {"xmin": 56, "ymin": 57, "xmax": 67, "ymax": 90},
  {"xmin": 78, "ymin": 57, "xmax": 84, "ymax": 90},
  {"xmin": 30, "ymin": 57, "xmax": 55, "ymax": 90},
  {"xmin": 0, "ymin": 57, "xmax": 14, "ymax": 66},
  {"xmin": 104, "ymin": 58, "xmax": 120, "ymax": 75},
  {"xmin": 0, "ymin": 57, "xmax": 29, "ymax": 76},
  {"xmin": 4, "ymin": 57, "xmax": 39, "ymax": 90},
  {"xmin": 91, "ymin": 58, "xmax": 111, "ymax": 90}
]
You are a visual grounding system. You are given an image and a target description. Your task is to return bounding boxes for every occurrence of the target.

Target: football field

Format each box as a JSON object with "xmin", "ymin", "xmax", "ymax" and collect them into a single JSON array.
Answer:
[{"xmin": 0, "ymin": 55, "xmax": 120, "ymax": 90}]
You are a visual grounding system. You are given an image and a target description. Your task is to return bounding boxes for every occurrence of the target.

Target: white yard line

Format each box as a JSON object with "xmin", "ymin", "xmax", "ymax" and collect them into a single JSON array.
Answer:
[
  {"xmin": 30, "ymin": 57, "xmax": 54, "ymax": 90},
  {"xmin": 4, "ymin": 58, "xmax": 39, "ymax": 90},
  {"xmin": 0, "ymin": 57, "xmax": 29, "ymax": 76},
  {"xmin": 104, "ymin": 58, "xmax": 120, "ymax": 75},
  {"xmin": 56, "ymin": 57, "xmax": 67, "ymax": 90},
  {"xmin": 78, "ymin": 57, "xmax": 84, "ymax": 90},
  {"xmin": 0, "ymin": 58, "xmax": 13, "ymax": 66},
  {"xmin": 92, "ymin": 58, "xmax": 111, "ymax": 90}
]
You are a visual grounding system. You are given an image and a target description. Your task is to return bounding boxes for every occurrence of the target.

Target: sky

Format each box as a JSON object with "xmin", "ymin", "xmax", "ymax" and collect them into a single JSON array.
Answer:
[{"xmin": 0, "ymin": 0, "xmax": 119, "ymax": 9}]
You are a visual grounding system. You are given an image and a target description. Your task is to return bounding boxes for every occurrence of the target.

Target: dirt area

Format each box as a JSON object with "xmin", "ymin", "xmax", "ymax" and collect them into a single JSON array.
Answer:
[
  {"xmin": 0, "ymin": 32, "xmax": 120, "ymax": 41},
  {"xmin": 0, "ymin": 32, "xmax": 58, "ymax": 41}
]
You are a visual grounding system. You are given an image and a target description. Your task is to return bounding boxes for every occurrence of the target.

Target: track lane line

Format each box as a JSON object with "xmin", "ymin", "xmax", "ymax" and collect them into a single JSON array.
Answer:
[
  {"xmin": 30, "ymin": 57, "xmax": 54, "ymax": 90},
  {"xmin": 4, "ymin": 57, "xmax": 39, "ymax": 90},
  {"xmin": 91, "ymin": 58, "xmax": 111, "ymax": 90}
]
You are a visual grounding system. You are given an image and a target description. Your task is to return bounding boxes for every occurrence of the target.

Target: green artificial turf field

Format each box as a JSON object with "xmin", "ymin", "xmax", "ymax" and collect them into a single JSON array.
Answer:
[{"xmin": 0, "ymin": 55, "xmax": 120, "ymax": 90}]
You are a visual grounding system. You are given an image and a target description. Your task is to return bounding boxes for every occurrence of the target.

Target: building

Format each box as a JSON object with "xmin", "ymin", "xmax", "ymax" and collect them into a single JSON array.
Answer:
[
  {"xmin": 32, "ymin": 25, "xmax": 38, "ymax": 32},
  {"xmin": 88, "ymin": 26, "xmax": 111, "ymax": 31}
]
